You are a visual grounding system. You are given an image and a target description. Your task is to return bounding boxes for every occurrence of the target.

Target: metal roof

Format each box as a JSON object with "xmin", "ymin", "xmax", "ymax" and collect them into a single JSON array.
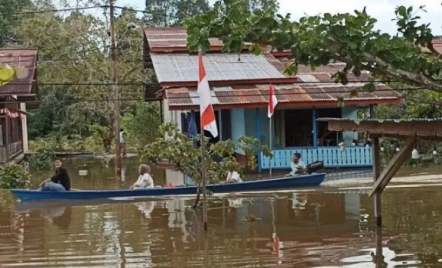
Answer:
[
  {"xmin": 150, "ymin": 53, "xmax": 287, "ymax": 83},
  {"xmin": 164, "ymin": 84, "xmax": 400, "ymax": 109},
  {"xmin": 0, "ymin": 49, "xmax": 38, "ymax": 95},
  {"xmin": 144, "ymin": 27, "xmax": 226, "ymax": 53},
  {"xmin": 433, "ymin": 39, "xmax": 442, "ymax": 54}
]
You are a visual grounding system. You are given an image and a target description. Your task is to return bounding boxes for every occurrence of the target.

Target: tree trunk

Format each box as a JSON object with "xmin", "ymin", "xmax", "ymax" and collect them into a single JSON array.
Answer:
[{"xmin": 193, "ymin": 186, "xmax": 201, "ymax": 209}]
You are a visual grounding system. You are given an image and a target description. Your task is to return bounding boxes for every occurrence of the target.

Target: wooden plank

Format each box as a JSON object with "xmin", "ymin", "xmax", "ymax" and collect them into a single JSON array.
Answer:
[
  {"xmin": 322, "ymin": 119, "xmax": 442, "ymax": 141},
  {"xmin": 369, "ymin": 138, "xmax": 417, "ymax": 197},
  {"xmin": 372, "ymin": 136, "xmax": 382, "ymax": 227}
]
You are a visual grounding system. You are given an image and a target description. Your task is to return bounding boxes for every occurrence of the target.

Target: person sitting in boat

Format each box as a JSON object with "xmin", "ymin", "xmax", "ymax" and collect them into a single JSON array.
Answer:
[
  {"xmin": 38, "ymin": 159, "xmax": 71, "ymax": 192},
  {"xmin": 221, "ymin": 170, "xmax": 243, "ymax": 184},
  {"xmin": 130, "ymin": 164, "xmax": 154, "ymax": 189},
  {"xmin": 285, "ymin": 153, "xmax": 307, "ymax": 177}
]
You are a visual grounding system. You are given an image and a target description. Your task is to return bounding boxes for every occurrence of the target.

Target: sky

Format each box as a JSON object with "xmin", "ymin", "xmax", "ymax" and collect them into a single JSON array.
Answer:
[{"xmin": 111, "ymin": 0, "xmax": 442, "ymax": 35}]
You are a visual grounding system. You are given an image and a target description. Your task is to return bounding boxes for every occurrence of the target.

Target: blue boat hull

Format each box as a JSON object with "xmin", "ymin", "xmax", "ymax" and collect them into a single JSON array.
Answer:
[{"xmin": 11, "ymin": 173, "xmax": 326, "ymax": 201}]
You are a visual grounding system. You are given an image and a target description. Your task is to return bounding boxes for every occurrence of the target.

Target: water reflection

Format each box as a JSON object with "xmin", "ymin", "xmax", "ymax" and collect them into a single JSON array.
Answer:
[
  {"xmin": 0, "ymin": 189, "xmax": 438, "ymax": 267},
  {"xmin": 41, "ymin": 206, "xmax": 72, "ymax": 230},
  {"xmin": 2, "ymin": 157, "xmax": 442, "ymax": 267}
]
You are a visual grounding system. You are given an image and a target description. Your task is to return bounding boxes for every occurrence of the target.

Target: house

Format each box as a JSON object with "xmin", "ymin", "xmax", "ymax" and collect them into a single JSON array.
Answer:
[
  {"xmin": 0, "ymin": 49, "xmax": 37, "ymax": 163},
  {"xmin": 143, "ymin": 27, "xmax": 401, "ymax": 171}
]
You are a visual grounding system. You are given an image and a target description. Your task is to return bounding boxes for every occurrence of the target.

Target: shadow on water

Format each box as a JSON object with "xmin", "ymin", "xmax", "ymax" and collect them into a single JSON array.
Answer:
[{"xmin": 1, "ymin": 157, "xmax": 442, "ymax": 266}]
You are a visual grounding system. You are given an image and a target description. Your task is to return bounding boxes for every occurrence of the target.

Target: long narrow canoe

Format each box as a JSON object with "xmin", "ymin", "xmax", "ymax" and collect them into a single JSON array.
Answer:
[{"xmin": 11, "ymin": 173, "xmax": 326, "ymax": 201}]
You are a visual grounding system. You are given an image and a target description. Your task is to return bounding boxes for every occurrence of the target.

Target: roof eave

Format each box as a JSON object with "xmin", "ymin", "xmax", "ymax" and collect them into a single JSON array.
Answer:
[{"xmin": 167, "ymin": 98, "xmax": 402, "ymax": 111}]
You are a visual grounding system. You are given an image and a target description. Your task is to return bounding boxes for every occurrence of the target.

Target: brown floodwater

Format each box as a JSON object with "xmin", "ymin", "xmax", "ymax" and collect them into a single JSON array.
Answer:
[{"xmin": 1, "ymin": 157, "xmax": 442, "ymax": 267}]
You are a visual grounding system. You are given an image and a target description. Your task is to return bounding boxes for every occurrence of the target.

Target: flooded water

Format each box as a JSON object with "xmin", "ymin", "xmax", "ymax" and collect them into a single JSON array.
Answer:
[{"xmin": 1, "ymin": 157, "xmax": 442, "ymax": 267}]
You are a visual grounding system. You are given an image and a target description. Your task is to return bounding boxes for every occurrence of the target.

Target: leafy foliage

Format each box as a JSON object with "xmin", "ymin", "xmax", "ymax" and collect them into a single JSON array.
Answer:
[
  {"xmin": 0, "ymin": 0, "xmax": 32, "ymax": 46},
  {"xmin": 27, "ymin": 151, "xmax": 54, "ymax": 171},
  {"xmin": 121, "ymin": 102, "xmax": 161, "ymax": 151},
  {"xmin": 144, "ymin": 0, "xmax": 210, "ymax": 26},
  {"xmin": 13, "ymin": 1, "xmax": 154, "ymax": 150},
  {"xmin": 185, "ymin": 1, "xmax": 442, "ymax": 94},
  {"xmin": 0, "ymin": 164, "xmax": 31, "ymax": 189},
  {"xmin": 29, "ymin": 135, "xmax": 86, "ymax": 152},
  {"xmin": 140, "ymin": 123, "xmax": 272, "ymax": 184}
]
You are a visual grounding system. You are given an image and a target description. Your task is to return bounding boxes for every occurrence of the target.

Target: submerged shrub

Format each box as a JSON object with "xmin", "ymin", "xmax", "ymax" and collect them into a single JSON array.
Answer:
[
  {"xmin": 0, "ymin": 164, "xmax": 31, "ymax": 189},
  {"xmin": 27, "ymin": 151, "xmax": 54, "ymax": 171}
]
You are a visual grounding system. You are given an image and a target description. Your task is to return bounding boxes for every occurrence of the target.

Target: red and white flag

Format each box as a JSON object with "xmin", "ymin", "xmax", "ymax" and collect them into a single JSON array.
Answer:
[
  {"xmin": 268, "ymin": 84, "xmax": 278, "ymax": 118},
  {"xmin": 198, "ymin": 51, "xmax": 218, "ymax": 138}
]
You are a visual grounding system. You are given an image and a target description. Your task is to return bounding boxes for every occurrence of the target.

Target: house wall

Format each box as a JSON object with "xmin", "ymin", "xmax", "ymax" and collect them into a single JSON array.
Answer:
[
  {"xmin": 341, "ymin": 106, "xmax": 358, "ymax": 146},
  {"xmin": 20, "ymin": 103, "xmax": 28, "ymax": 153},
  {"xmin": 162, "ymin": 99, "xmax": 183, "ymax": 132},
  {"xmin": 231, "ymin": 109, "xmax": 246, "ymax": 154},
  {"xmin": 232, "ymin": 106, "xmax": 358, "ymax": 150},
  {"xmin": 233, "ymin": 108, "xmax": 273, "ymax": 149}
]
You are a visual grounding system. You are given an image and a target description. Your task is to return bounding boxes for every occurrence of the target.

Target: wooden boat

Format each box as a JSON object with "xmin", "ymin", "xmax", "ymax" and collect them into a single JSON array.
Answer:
[{"xmin": 11, "ymin": 173, "xmax": 326, "ymax": 202}]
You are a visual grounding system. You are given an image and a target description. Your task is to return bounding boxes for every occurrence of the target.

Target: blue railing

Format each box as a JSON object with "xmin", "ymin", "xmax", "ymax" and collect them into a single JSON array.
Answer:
[{"xmin": 259, "ymin": 146, "xmax": 372, "ymax": 170}]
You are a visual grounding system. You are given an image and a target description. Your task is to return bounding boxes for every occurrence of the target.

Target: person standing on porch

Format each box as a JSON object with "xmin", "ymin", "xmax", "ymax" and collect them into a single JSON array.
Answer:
[
  {"xmin": 285, "ymin": 153, "xmax": 306, "ymax": 177},
  {"xmin": 120, "ymin": 128, "xmax": 127, "ymax": 157}
]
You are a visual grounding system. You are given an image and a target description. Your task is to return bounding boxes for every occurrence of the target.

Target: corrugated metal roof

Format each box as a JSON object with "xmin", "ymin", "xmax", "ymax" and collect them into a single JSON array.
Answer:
[
  {"xmin": 0, "ymin": 49, "xmax": 38, "ymax": 95},
  {"xmin": 150, "ymin": 53, "xmax": 286, "ymax": 83},
  {"xmin": 165, "ymin": 83, "xmax": 400, "ymax": 108},
  {"xmin": 317, "ymin": 117, "xmax": 442, "ymax": 123},
  {"xmin": 144, "ymin": 27, "xmax": 225, "ymax": 52},
  {"xmin": 273, "ymin": 57, "xmax": 373, "ymax": 83}
]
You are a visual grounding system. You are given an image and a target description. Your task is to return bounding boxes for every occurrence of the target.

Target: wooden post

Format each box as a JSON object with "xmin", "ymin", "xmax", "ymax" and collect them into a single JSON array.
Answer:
[
  {"xmin": 375, "ymin": 227, "xmax": 384, "ymax": 267},
  {"xmin": 312, "ymin": 108, "xmax": 317, "ymax": 147},
  {"xmin": 372, "ymin": 136, "xmax": 382, "ymax": 226},
  {"xmin": 4, "ymin": 115, "xmax": 10, "ymax": 162},
  {"xmin": 370, "ymin": 105, "xmax": 382, "ymax": 227},
  {"xmin": 109, "ymin": 0, "xmax": 121, "ymax": 176},
  {"xmin": 269, "ymin": 116, "xmax": 273, "ymax": 178},
  {"xmin": 370, "ymin": 138, "xmax": 417, "ymax": 197},
  {"xmin": 200, "ymin": 132, "xmax": 208, "ymax": 232}
]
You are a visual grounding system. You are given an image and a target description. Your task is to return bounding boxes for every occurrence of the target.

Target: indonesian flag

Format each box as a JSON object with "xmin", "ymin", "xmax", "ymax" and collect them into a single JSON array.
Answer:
[
  {"xmin": 198, "ymin": 51, "xmax": 218, "ymax": 138},
  {"xmin": 268, "ymin": 84, "xmax": 278, "ymax": 118}
]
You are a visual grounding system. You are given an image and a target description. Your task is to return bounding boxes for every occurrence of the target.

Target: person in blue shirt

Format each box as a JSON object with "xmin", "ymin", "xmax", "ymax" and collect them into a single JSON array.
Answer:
[{"xmin": 285, "ymin": 153, "xmax": 307, "ymax": 177}]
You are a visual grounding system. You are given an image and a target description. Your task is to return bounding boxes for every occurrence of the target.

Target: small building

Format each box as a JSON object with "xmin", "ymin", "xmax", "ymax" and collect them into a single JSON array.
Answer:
[
  {"xmin": 143, "ymin": 27, "xmax": 401, "ymax": 170},
  {"xmin": 0, "ymin": 49, "xmax": 37, "ymax": 163}
]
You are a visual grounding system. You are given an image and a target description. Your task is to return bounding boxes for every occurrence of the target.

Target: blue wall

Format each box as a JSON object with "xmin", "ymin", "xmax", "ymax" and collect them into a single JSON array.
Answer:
[
  {"xmin": 232, "ymin": 108, "xmax": 273, "ymax": 153},
  {"xmin": 231, "ymin": 106, "xmax": 359, "ymax": 151},
  {"xmin": 231, "ymin": 109, "xmax": 246, "ymax": 154}
]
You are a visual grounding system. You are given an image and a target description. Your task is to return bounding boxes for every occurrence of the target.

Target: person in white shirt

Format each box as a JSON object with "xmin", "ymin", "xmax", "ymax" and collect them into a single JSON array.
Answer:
[
  {"xmin": 222, "ymin": 170, "xmax": 243, "ymax": 184},
  {"xmin": 130, "ymin": 164, "xmax": 154, "ymax": 189},
  {"xmin": 285, "ymin": 153, "xmax": 307, "ymax": 177},
  {"xmin": 120, "ymin": 128, "xmax": 127, "ymax": 157}
]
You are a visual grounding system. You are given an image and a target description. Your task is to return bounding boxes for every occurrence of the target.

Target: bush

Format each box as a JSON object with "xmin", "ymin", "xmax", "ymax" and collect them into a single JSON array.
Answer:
[
  {"xmin": 27, "ymin": 151, "xmax": 54, "ymax": 171},
  {"xmin": 0, "ymin": 164, "xmax": 31, "ymax": 189}
]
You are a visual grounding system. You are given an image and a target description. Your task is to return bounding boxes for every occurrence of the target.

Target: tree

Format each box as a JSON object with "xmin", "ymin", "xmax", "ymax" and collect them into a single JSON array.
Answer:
[
  {"xmin": 140, "ymin": 123, "xmax": 271, "ymax": 185},
  {"xmin": 121, "ymin": 102, "xmax": 161, "ymax": 152},
  {"xmin": 0, "ymin": 0, "xmax": 32, "ymax": 46},
  {"xmin": 245, "ymin": 0, "xmax": 278, "ymax": 12},
  {"xmin": 144, "ymin": 0, "xmax": 209, "ymax": 27},
  {"xmin": 184, "ymin": 1, "xmax": 442, "ymax": 95},
  {"xmin": 14, "ymin": 1, "xmax": 154, "ymax": 151}
]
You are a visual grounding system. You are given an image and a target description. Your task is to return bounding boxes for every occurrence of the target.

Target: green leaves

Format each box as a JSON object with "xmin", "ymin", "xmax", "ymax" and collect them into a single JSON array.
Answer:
[
  {"xmin": 140, "ymin": 123, "xmax": 271, "ymax": 184},
  {"xmin": 186, "ymin": 1, "xmax": 442, "ymax": 93},
  {"xmin": 0, "ymin": 164, "xmax": 31, "ymax": 189}
]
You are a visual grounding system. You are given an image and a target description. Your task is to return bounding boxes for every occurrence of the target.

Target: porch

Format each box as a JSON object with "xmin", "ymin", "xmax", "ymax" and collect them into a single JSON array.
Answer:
[
  {"xmin": 0, "ymin": 106, "xmax": 26, "ymax": 163},
  {"xmin": 258, "ymin": 146, "xmax": 372, "ymax": 171},
  {"xmin": 232, "ymin": 105, "xmax": 374, "ymax": 171},
  {"xmin": 179, "ymin": 105, "xmax": 374, "ymax": 171},
  {"xmin": 0, "ymin": 141, "xmax": 24, "ymax": 163}
]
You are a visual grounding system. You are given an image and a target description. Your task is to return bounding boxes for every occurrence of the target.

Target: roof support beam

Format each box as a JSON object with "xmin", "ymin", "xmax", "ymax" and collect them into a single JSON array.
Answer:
[{"xmin": 321, "ymin": 119, "xmax": 442, "ymax": 141}]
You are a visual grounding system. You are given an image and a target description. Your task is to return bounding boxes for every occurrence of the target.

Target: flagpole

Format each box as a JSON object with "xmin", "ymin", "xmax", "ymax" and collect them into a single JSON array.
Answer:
[
  {"xmin": 269, "ymin": 116, "xmax": 273, "ymax": 178},
  {"xmin": 200, "ymin": 129, "xmax": 208, "ymax": 232}
]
